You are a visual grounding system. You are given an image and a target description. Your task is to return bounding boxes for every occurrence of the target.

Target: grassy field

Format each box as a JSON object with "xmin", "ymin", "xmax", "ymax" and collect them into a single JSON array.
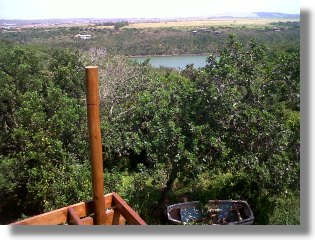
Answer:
[{"xmin": 125, "ymin": 18, "xmax": 300, "ymax": 29}]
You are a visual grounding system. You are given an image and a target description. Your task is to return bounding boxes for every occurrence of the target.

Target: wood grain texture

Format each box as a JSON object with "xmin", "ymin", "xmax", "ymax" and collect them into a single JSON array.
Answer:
[
  {"xmin": 68, "ymin": 207, "xmax": 83, "ymax": 225},
  {"xmin": 112, "ymin": 192, "xmax": 147, "ymax": 225},
  {"xmin": 85, "ymin": 66, "xmax": 105, "ymax": 225},
  {"xmin": 10, "ymin": 193, "xmax": 144, "ymax": 225}
]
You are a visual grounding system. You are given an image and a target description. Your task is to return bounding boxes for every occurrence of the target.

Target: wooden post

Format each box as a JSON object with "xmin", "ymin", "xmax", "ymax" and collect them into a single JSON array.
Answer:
[
  {"xmin": 85, "ymin": 66, "xmax": 105, "ymax": 225},
  {"xmin": 68, "ymin": 207, "xmax": 83, "ymax": 225}
]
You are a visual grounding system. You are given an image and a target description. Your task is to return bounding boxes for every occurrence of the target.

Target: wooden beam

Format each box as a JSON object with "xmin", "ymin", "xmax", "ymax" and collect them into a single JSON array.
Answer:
[
  {"xmin": 80, "ymin": 208, "xmax": 126, "ymax": 225},
  {"xmin": 80, "ymin": 216, "xmax": 94, "ymax": 225},
  {"xmin": 112, "ymin": 193, "xmax": 147, "ymax": 225},
  {"xmin": 104, "ymin": 208, "xmax": 126, "ymax": 225},
  {"xmin": 112, "ymin": 208, "xmax": 126, "ymax": 225},
  {"xmin": 10, "ymin": 193, "xmax": 143, "ymax": 225},
  {"xmin": 11, "ymin": 201, "xmax": 91, "ymax": 225},
  {"xmin": 68, "ymin": 207, "xmax": 83, "ymax": 225},
  {"xmin": 85, "ymin": 66, "xmax": 105, "ymax": 225},
  {"xmin": 11, "ymin": 193, "xmax": 113, "ymax": 225}
]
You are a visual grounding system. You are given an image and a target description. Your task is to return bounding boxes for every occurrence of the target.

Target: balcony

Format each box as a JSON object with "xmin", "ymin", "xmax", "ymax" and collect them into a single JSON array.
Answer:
[{"xmin": 11, "ymin": 192, "xmax": 146, "ymax": 225}]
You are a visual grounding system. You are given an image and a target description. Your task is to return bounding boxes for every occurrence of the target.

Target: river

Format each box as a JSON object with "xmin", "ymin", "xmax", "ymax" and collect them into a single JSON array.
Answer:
[{"xmin": 130, "ymin": 54, "xmax": 209, "ymax": 69}]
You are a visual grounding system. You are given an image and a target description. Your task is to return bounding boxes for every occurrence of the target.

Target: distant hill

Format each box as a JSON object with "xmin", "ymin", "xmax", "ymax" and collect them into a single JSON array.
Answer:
[
  {"xmin": 254, "ymin": 12, "xmax": 300, "ymax": 18},
  {"xmin": 205, "ymin": 12, "xmax": 300, "ymax": 19},
  {"xmin": 0, "ymin": 18, "xmax": 94, "ymax": 26}
]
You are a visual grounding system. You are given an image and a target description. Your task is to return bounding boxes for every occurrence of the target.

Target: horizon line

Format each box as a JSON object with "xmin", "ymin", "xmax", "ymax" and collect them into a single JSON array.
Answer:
[{"xmin": 0, "ymin": 11, "xmax": 300, "ymax": 21}]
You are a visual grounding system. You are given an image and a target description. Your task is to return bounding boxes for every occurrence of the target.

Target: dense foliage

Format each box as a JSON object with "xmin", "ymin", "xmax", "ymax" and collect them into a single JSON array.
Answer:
[
  {"xmin": 98, "ymin": 35, "xmax": 300, "ymax": 224},
  {"xmin": 0, "ymin": 45, "xmax": 90, "ymax": 221},
  {"xmin": 0, "ymin": 21, "xmax": 300, "ymax": 56},
  {"xmin": 0, "ymin": 27, "xmax": 299, "ymax": 225}
]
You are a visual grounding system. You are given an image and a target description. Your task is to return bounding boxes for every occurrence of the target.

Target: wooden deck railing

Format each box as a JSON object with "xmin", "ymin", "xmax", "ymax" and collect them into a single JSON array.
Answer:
[{"xmin": 11, "ymin": 192, "xmax": 146, "ymax": 225}]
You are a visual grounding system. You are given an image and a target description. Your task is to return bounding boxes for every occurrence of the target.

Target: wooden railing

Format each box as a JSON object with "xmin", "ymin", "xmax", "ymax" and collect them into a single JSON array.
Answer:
[{"xmin": 11, "ymin": 192, "xmax": 146, "ymax": 225}]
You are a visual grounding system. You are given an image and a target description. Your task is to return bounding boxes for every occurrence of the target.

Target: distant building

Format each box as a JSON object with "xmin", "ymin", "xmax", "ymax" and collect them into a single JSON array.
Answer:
[
  {"xmin": 272, "ymin": 27, "xmax": 281, "ymax": 32},
  {"xmin": 197, "ymin": 27, "xmax": 210, "ymax": 32},
  {"xmin": 190, "ymin": 28, "xmax": 211, "ymax": 35},
  {"xmin": 75, "ymin": 34, "xmax": 92, "ymax": 39},
  {"xmin": 191, "ymin": 30, "xmax": 198, "ymax": 35}
]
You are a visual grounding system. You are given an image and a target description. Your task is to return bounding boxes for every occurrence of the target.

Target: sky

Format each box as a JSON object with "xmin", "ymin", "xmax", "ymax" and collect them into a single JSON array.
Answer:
[{"xmin": 0, "ymin": 0, "xmax": 300, "ymax": 20}]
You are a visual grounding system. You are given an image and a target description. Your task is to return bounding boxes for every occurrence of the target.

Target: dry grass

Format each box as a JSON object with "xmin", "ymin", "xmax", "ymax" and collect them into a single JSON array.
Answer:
[
  {"xmin": 125, "ymin": 18, "xmax": 300, "ymax": 29},
  {"xmin": 93, "ymin": 26, "xmax": 115, "ymax": 29}
]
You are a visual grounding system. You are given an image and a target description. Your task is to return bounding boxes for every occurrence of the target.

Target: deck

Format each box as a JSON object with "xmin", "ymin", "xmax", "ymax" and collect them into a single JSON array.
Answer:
[{"xmin": 11, "ymin": 192, "xmax": 146, "ymax": 225}]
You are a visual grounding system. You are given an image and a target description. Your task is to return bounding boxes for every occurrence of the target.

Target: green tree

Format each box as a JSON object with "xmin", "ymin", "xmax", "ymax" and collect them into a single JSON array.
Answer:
[
  {"xmin": 114, "ymin": 21, "xmax": 129, "ymax": 30},
  {"xmin": 48, "ymin": 48, "xmax": 85, "ymax": 98},
  {"xmin": 0, "ymin": 46, "xmax": 89, "ymax": 222},
  {"xmin": 203, "ymin": 35, "xmax": 299, "ymax": 223}
]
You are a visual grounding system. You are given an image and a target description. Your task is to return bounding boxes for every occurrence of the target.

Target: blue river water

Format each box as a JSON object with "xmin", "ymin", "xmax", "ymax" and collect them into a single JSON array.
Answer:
[{"xmin": 130, "ymin": 55, "xmax": 209, "ymax": 69}]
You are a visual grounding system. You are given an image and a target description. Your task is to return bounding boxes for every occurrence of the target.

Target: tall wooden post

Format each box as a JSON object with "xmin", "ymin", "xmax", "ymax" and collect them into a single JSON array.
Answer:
[{"xmin": 85, "ymin": 66, "xmax": 105, "ymax": 225}]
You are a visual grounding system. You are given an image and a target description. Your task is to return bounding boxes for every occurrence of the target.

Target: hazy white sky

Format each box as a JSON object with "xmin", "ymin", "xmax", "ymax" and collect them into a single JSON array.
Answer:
[{"xmin": 0, "ymin": 0, "xmax": 300, "ymax": 20}]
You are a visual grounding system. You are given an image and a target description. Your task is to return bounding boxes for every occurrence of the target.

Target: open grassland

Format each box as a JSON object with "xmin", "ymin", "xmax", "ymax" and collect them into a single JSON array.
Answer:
[{"xmin": 125, "ymin": 18, "xmax": 300, "ymax": 29}]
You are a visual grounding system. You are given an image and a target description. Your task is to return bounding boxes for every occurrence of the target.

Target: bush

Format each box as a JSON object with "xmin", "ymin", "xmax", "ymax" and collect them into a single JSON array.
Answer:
[{"xmin": 268, "ymin": 191, "xmax": 300, "ymax": 225}]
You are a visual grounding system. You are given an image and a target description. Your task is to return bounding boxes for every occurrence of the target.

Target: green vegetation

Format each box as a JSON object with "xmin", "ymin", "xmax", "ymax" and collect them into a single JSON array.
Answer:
[
  {"xmin": 0, "ymin": 21, "xmax": 300, "ymax": 56},
  {"xmin": 0, "ymin": 22, "xmax": 300, "ymax": 225}
]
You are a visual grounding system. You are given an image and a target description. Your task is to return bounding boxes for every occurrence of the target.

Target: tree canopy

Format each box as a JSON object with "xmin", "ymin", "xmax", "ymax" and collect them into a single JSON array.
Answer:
[{"xmin": 0, "ymin": 34, "xmax": 299, "ymax": 224}]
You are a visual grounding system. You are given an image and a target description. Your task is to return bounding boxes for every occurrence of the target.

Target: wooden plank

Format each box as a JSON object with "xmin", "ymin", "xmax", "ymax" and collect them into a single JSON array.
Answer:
[
  {"xmin": 104, "ymin": 193, "xmax": 113, "ymax": 208},
  {"xmin": 112, "ymin": 193, "xmax": 146, "ymax": 225},
  {"xmin": 81, "ymin": 216, "xmax": 94, "ymax": 225},
  {"xmin": 11, "ymin": 201, "xmax": 88, "ymax": 225},
  {"xmin": 11, "ymin": 193, "xmax": 114, "ymax": 225},
  {"xmin": 68, "ymin": 207, "xmax": 83, "ymax": 225},
  {"xmin": 103, "ymin": 208, "xmax": 126, "ymax": 225},
  {"xmin": 80, "ymin": 208, "xmax": 125, "ymax": 225},
  {"xmin": 104, "ymin": 209, "xmax": 114, "ymax": 225},
  {"xmin": 72, "ymin": 199, "xmax": 93, "ymax": 219},
  {"xmin": 10, "ymin": 193, "xmax": 135, "ymax": 225},
  {"xmin": 112, "ymin": 209, "xmax": 126, "ymax": 225}
]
